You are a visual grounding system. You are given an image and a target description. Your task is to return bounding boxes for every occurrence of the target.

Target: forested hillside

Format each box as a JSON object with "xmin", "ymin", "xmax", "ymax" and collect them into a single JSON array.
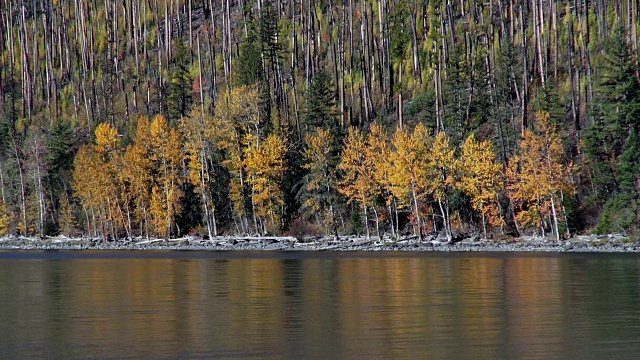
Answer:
[{"xmin": 0, "ymin": 0, "xmax": 638, "ymax": 239}]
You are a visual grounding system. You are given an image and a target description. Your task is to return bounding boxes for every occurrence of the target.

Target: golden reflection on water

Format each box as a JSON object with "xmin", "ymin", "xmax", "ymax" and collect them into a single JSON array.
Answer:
[{"xmin": 0, "ymin": 253, "xmax": 639, "ymax": 359}]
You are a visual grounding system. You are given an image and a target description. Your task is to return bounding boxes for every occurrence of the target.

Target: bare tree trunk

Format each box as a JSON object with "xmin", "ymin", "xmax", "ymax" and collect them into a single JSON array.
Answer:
[
  {"xmin": 372, "ymin": 206, "xmax": 380, "ymax": 239},
  {"xmin": 388, "ymin": 201, "xmax": 395, "ymax": 239},
  {"xmin": 550, "ymin": 196, "xmax": 560, "ymax": 243},
  {"xmin": 560, "ymin": 189, "xmax": 571, "ymax": 238},
  {"xmin": 411, "ymin": 181, "xmax": 423, "ymax": 241},
  {"xmin": 14, "ymin": 145, "xmax": 27, "ymax": 235},
  {"xmin": 437, "ymin": 197, "xmax": 452, "ymax": 242},
  {"xmin": 363, "ymin": 203, "xmax": 370, "ymax": 240},
  {"xmin": 197, "ymin": 36, "xmax": 205, "ymax": 114},
  {"xmin": 482, "ymin": 212, "xmax": 487, "ymax": 240}
]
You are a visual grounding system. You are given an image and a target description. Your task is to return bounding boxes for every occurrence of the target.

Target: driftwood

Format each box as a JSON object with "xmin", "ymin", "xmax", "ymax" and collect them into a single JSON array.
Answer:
[
  {"xmin": 206, "ymin": 236, "xmax": 297, "ymax": 241},
  {"xmin": 137, "ymin": 239, "xmax": 165, "ymax": 245}
]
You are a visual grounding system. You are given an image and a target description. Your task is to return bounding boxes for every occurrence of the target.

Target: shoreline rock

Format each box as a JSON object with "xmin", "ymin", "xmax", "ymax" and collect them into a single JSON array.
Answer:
[{"xmin": 0, "ymin": 234, "xmax": 638, "ymax": 253}]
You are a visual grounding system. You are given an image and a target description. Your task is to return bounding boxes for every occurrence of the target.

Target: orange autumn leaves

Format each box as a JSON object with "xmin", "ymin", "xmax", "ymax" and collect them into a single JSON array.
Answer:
[
  {"xmin": 73, "ymin": 87, "xmax": 289, "ymax": 239},
  {"xmin": 338, "ymin": 124, "xmax": 501, "ymax": 240},
  {"xmin": 74, "ymin": 107, "xmax": 573, "ymax": 239},
  {"xmin": 336, "ymin": 111, "xmax": 574, "ymax": 240},
  {"xmin": 74, "ymin": 116, "xmax": 182, "ymax": 239},
  {"xmin": 507, "ymin": 111, "xmax": 575, "ymax": 242}
]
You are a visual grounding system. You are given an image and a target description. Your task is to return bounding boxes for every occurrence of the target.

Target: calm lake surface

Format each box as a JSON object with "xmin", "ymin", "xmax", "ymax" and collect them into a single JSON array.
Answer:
[{"xmin": 0, "ymin": 251, "xmax": 639, "ymax": 359}]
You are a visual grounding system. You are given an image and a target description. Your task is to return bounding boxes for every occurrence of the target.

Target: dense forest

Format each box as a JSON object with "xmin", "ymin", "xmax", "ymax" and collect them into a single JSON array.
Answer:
[{"xmin": 0, "ymin": 0, "xmax": 639, "ymax": 240}]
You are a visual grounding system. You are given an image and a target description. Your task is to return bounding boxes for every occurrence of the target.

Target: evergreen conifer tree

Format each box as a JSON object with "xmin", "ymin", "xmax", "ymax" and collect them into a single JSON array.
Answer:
[
  {"xmin": 598, "ymin": 130, "xmax": 640, "ymax": 233},
  {"xmin": 304, "ymin": 71, "xmax": 338, "ymax": 133},
  {"xmin": 236, "ymin": 30, "xmax": 264, "ymax": 87},
  {"xmin": 167, "ymin": 40, "xmax": 193, "ymax": 123},
  {"xmin": 585, "ymin": 27, "xmax": 640, "ymax": 207}
]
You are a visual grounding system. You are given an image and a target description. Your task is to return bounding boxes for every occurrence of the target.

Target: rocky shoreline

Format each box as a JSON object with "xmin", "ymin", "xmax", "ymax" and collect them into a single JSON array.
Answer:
[{"xmin": 0, "ymin": 234, "xmax": 639, "ymax": 253}]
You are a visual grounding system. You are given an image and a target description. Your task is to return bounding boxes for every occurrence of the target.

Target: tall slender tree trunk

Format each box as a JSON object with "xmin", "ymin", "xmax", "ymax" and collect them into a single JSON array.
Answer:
[
  {"xmin": 372, "ymin": 206, "xmax": 380, "ymax": 239},
  {"xmin": 363, "ymin": 202, "xmax": 370, "ymax": 240},
  {"xmin": 14, "ymin": 145, "xmax": 27, "ymax": 235},
  {"xmin": 411, "ymin": 181, "xmax": 423, "ymax": 241},
  {"xmin": 550, "ymin": 195, "xmax": 560, "ymax": 243},
  {"xmin": 437, "ymin": 197, "xmax": 452, "ymax": 242}
]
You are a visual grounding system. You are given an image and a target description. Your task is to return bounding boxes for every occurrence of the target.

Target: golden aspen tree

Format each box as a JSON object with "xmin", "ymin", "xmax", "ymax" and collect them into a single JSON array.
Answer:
[
  {"xmin": 508, "ymin": 129, "xmax": 551, "ymax": 237},
  {"xmin": 427, "ymin": 132, "xmax": 457, "ymax": 242},
  {"xmin": 58, "ymin": 193, "xmax": 77, "ymax": 236},
  {"xmin": 508, "ymin": 111, "xmax": 575, "ymax": 242},
  {"xmin": 94, "ymin": 123, "xmax": 120, "ymax": 154},
  {"xmin": 112, "ymin": 152, "xmax": 134, "ymax": 239},
  {"xmin": 386, "ymin": 124, "xmax": 431, "ymax": 241},
  {"xmin": 74, "ymin": 146, "xmax": 104, "ymax": 237},
  {"xmin": 74, "ymin": 123, "xmax": 124, "ymax": 239},
  {"xmin": 302, "ymin": 127, "xmax": 340, "ymax": 238},
  {"xmin": 212, "ymin": 85, "xmax": 262, "ymax": 138},
  {"xmin": 149, "ymin": 115, "xmax": 183, "ymax": 238},
  {"xmin": 73, "ymin": 146, "xmax": 98, "ymax": 236},
  {"xmin": 215, "ymin": 116, "xmax": 249, "ymax": 233},
  {"xmin": 458, "ymin": 134, "xmax": 504, "ymax": 239},
  {"xmin": 95, "ymin": 123, "xmax": 131, "ymax": 239},
  {"xmin": 368, "ymin": 124, "xmax": 402, "ymax": 238},
  {"xmin": 122, "ymin": 116, "xmax": 154, "ymax": 238},
  {"xmin": 364, "ymin": 124, "xmax": 392, "ymax": 238},
  {"xmin": 338, "ymin": 127, "xmax": 378, "ymax": 239},
  {"xmin": 0, "ymin": 199, "xmax": 10, "ymax": 236},
  {"xmin": 243, "ymin": 133, "xmax": 287, "ymax": 234},
  {"xmin": 181, "ymin": 109, "xmax": 217, "ymax": 238},
  {"xmin": 213, "ymin": 86, "xmax": 261, "ymax": 233},
  {"xmin": 539, "ymin": 112, "xmax": 576, "ymax": 241},
  {"xmin": 225, "ymin": 138, "xmax": 249, "ymax": 233}
]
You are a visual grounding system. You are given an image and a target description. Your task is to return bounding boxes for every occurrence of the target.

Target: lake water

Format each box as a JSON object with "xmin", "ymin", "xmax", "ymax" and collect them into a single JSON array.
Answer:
[{"xmin": 0, "ymin": 251, "xmax": 639, "ymax": 359}]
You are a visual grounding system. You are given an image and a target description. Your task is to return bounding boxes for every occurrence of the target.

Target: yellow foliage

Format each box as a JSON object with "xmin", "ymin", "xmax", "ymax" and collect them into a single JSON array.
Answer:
[
  {"xmin": 303, "ymin": 128, "xmax": 334, "ymax": 177},
  {"xmin": 74, "ymin": 140, "xmax": 120, "ymax": 236},
  {"xmin": 385, "ymin": 123, "xmax": 431, "ymax": 208},
  {"xmin": 58, "ymin": 193, "xmax": 76, "ymax": 236},
  {"xmin": 212, "ymin": 86, "xmax": 262, "ymax": 228},
  {"xmin": 428, "ymin": 132, "xmax": 456, "ymax": 199},
  {"xmin": 508, "ymin": 111, "xmax": 575, "ymax": 235},
  {"xmin": 213, "ymin": 85, "xmax": 262, "ymax": 137},
  {"xmin": 303, "ymin": 128, "xmax": 336, "ymax": 213},
  {"xmin": 181, "ymin": 109, "xmax": 211, "ymax": 192},
  {"xmin": 74, "ymin": 117, "xmax": 184, "ymax": 239},
  {"xmin": 243, "ymin": 133, "xmax": 287, "ymax": 232},
  {"xmin": 148, "ymin": 115, "xmax": 183, "ymax": 237},
  {"xmin": 94, "ymin": 122, "xmax": 120, "ymax": 154},
  {"xmin": 459, "ymin": 134, "xmax": 504, "ymax": 228},
  {"xmin": 366, "ymin": 124, "xmax": 392, "ymax": 192},
  {"xmin": 0, "ymin": 199, "xmax": 10, "ymax": 236},
  {"xmin": 122, "ymin": 117, "xmax": 154, "ymax": 234},
  {"xmin": 338, "ymin": 127, "xmax": 379, "ymax": 207}
]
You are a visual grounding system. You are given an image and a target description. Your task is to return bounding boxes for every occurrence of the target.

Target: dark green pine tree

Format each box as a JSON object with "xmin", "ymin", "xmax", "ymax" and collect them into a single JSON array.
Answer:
[
  {"xmin": 303, "ymin": 70, "xmax": 339, "ymax": 133},
  {"xmin": 47, "ymin": 120, "xmax": 79, "ymax": 231},
  {"xmin": 235, "ymin": 29, "xmax": 264, "ymax": 87},
  {"xmin": 530, "ymin": 81, "xmax": 566, "ymax": 129},
  {"xmin": 442, "ymin": 39, "xmax": 468, "ymax": 141},
  {"xmin": 598, "ymin": 130, "xmax": 640, "ymax": 233},
  {"xmin": 491, "ymin": 37, "xmax": 522, "ymax": 166},
  {"xmin": 585, "ymin": 27, "xmax": 640, "ymax": 203},
  {"xmin": 166, "ymin": 40, "xmax": 193, "ymax": 123},
  {"xmin": 293, "ymin": 70, "xmax": 342, "ymax": 234}
]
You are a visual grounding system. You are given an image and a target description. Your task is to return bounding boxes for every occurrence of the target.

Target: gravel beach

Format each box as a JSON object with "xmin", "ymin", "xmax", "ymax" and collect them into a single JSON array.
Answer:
[{"xmin": 0, "ymin": 234, "xmax": 638, "ymax": 253}]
